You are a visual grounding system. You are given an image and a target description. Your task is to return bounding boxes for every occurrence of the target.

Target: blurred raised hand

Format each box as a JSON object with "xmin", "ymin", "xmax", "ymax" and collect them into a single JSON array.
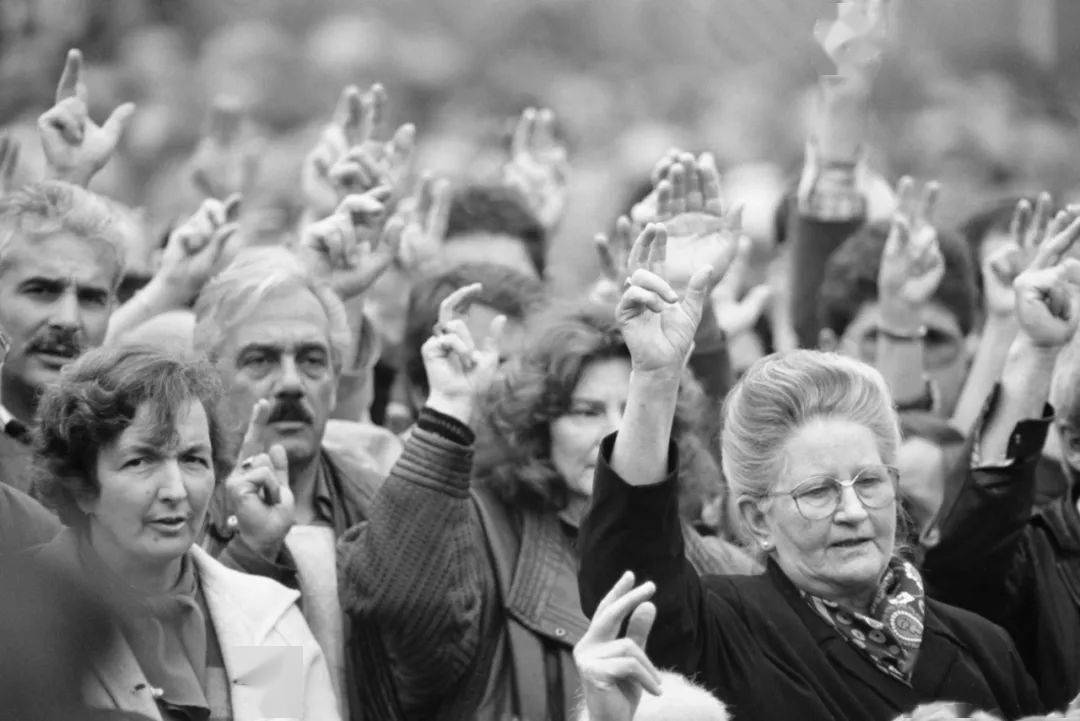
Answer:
[
  {"xmin": 710, "ymin": 234, "xmax": 773, "ymax": 338},
  {"xmin": 394, "ymin": 172, "xmax": 452, "ymax": 273},
  {"xmin": 0, "ymin": 135, "xmax": 22, "ymax": 196},
  {"xmin": 877, "ymin": 177, "xmax": 944, "ymax": 321},
  {"xmin": 160, "ymin": 194, "xmax": 242, "ymax": 305},
  {"xmin": 814, "ymin": 0, "xmax": 890, "ymax": 79},
  {"xmin": 328, "ymin": 83, "xmax": 415, "ymax": 206},
  {"xmin": 302, "ymin": 86, "xmax": 359, "ymax": 218},
  {"xmin": 299, "ymin": 187, "xmax": 402, "ymax": 300},
  {"xmin": 503, "ymin": 107, "xmax": 569, "ymax": 233},
  {"xmin": 188, "ymin": 96, "xmax": 262, "ymax": 200},
  {"xmin": 38, "ymin": 49, "xmax": 135, "ymax": 187},
  {"xmin": 982, "ymin": 193, "xmax": 1054, "ymax": 318},
  {"xmin": 1013, "ymin": 206, "xmax": 1080, "ymax": 350}
]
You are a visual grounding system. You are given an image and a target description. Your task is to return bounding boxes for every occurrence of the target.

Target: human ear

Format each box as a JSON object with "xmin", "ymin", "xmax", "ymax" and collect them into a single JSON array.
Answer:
[
  {"xmin": 1060, "ymin": 425, "xmax": 1080, "ymax": 474},
  {"xmin": 736, "ymin": 495, "xmax": 773, "ymax": 549}
]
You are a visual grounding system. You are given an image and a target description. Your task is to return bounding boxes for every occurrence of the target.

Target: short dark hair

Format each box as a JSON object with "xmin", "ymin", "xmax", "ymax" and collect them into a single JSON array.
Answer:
[
  {"xmin": 818, "ymin": 220, "xmax": 978, "ymax": 338},
  {"xmin": 402, "ymin": 261, "xmax": 545, "ymax": 403},
  {"xmin": 445, "ymin": 183, "xmax": 547, "ymax": 276},
  {"xmin": 33, "ymin": 345, "xmax": 230, "ymax": 526},
  {"xmin": 474, "ymin": 302, "xmax": 722, "ymax": 518}
]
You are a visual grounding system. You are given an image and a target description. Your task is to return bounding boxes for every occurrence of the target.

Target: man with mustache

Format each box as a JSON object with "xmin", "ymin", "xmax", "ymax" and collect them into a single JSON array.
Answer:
[
  {"xmin": 196, "ymin": 246, "xmax": 386, "ymax": 720},
  {"xmin": 0, "ymin": 182, "xmax": 123, "ymax": 492}
]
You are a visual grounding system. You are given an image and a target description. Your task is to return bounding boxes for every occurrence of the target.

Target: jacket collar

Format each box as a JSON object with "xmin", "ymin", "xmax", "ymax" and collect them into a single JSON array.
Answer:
[{"xmin": 766, "ymin": 560, "xmax": 964, "ymax": 710}]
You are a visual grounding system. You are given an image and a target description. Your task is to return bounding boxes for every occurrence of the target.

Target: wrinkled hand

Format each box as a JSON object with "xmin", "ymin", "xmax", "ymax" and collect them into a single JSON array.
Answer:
[
  {"xmin": 395, "ymin": 172, "xmax": 451, "ymax": 272},
  {"xmin": 423, "ymin": 283, "xmax": 506, "ymax": 422},
  {"xmin": 573, "ymin": 572, "xmax": 661, "ymax": 721},
  {"xmin": 0, "ymin": 135, "xmax": 21, "ymax": 196},
  {"xmin": 188, "ymin": 96, "xmax": 261, "ymax": 199},
  {"xmin": 38, "ymin": 49, "xmax": 135, "ymax": 187},
  {"xmin": 983, "ymin": 193, "xmax": 1053, "ymax": 317},
  {"xmin": 1014, "ymin": 207, "xmax": 1080, "ymax": 349},
  {"xmin": 711, "ymin": 235, "xmax": 773, "ymax": 337},
  {"xmin": 225, "ymin": 400, "xmax": 296, "ymax": 560},
  {"xmin": 878, "ymin": 177, "xmax": 943, "ymax": 319},
  {"xmin": 160, "ymin": 194, "xmax": 241, "ymax": 304},
  {"xmin": 616, "ymin": 223, "xmax": 716, "ymax": 373},
  {"xmin": 328, "ymin": 83, "xmax": 415, "ymax": 205},
  {"xmin": 503, "ymin": 107, "xmax": 569, "ymax": 232},
  {"xmin": 300, "ymin": 187, "xmax": 401, "ymax": 300}
]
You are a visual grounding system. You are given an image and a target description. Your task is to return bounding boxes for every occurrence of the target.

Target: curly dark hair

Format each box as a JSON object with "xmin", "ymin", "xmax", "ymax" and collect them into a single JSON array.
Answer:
[
  {"xmin": 32, "ymin": 345, "xmax": 231, "ymax": 526},
  {"xmin": 473, "ymin": 302, "xmax": 724, "ymax": 521}
]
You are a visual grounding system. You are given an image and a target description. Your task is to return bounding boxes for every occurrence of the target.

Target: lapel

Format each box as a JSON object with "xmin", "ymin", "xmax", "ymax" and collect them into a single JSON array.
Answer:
[
  {"xmin": 190, "ymin": 546, "xmax": 301, "ymax": 721},
  {"xmin": 503, "ymin": 508, "xmax": 590, "ymax": 647},
  {"xmin": 908, "ymin": 607, "xmax": 965, "ymax": 699},
  {"xmin": 767, "ymin": 561, "xmax": 922, "ymax": 711},
  {"xmin": 85, "ymin": 632, "xmax": 164, "ymax": 720}
]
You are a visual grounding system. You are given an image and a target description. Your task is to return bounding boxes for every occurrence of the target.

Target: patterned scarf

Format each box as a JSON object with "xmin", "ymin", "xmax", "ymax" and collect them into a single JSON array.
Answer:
[{"xmin": 801, "ymin": 557, "xmax": 926, "ymax": 685}]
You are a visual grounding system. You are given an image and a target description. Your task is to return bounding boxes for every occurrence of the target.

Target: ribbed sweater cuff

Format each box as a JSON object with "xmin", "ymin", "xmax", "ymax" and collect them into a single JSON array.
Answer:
[{"xmin": 417, "ymin": 406, "xmax": 475, "ymax": 446}]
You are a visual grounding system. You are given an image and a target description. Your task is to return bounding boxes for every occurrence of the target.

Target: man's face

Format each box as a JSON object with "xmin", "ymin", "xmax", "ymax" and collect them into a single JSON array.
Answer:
[
  {"xmin": 0, "ymin": 232, "xmax": 115, "ymax": 400},
  {"xmin": 218, "ymin": 286, "xmax": 338, "ymax": 468},
  {"xmin": 837, "ymin": 301, "xmax": 969, "ymax": 415}
]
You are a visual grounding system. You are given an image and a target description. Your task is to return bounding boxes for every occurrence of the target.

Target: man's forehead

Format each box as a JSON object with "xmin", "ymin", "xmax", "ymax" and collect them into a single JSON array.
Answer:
[
  {"xmin": 228, "ymin": 286, "xmax": 334, "ymax": 347},
  {"xmin": 1, "ymin": 232, "xmax": 117, "ymax": 286}
]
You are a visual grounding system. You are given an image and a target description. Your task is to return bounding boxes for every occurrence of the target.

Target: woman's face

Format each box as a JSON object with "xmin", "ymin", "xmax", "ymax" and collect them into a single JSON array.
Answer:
[
  {"xmin": 80, "ymin": 398, "xmax": 215, "ymax": 579},
  {"xmin": 549, "ymin": 357, "xmax": 631, "ymax": 499},
  {"xmin": 745, "ymin": 416, "xmax": 896, "ymax": 607}
]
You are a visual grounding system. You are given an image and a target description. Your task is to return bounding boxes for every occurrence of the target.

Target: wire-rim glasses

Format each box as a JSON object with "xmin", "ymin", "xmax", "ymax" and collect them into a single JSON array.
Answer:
[{"xmin": 764, "ymin": 465, "xmax": 899, "ymax": 521}]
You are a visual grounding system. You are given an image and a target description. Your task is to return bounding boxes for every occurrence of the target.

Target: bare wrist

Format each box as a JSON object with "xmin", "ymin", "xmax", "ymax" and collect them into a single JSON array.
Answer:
[{"xmin": 425, "ymin": 392, "xmax": 474, "ymax": 426}]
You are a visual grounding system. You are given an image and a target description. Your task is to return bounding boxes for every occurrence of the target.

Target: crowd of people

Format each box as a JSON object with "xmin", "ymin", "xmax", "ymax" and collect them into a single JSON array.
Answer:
[{"xmin": 4, "ymin": 2, "xmax": 1080, "ymax": 721}]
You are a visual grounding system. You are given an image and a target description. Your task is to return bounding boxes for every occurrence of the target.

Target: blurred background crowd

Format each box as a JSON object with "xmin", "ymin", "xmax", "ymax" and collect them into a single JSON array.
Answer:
[{"xmin": 2, "ymin": 0, "xmax": 1078, "ymax": 297}]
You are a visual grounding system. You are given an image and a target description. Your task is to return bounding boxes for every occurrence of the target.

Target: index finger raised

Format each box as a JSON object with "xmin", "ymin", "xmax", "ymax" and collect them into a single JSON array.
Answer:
[
  {"xmin": 55, "ymin": 48, "xmax": 83, "ymax": 103},
  {"xmin": 238, "ymin": 398, "xmax": 271, "ymax": 460}
]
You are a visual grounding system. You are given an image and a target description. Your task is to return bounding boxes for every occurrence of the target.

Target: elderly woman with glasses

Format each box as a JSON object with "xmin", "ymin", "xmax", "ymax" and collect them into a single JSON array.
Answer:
[{"xmin": 577, "ymin": 234, "xmax": 1043, "ymax": 721}]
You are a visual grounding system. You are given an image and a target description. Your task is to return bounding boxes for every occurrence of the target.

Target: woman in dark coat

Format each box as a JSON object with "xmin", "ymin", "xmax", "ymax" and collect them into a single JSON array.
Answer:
[{"xmin": 577, "ymin": 234, "xmax": 1044, "ymax": 721}]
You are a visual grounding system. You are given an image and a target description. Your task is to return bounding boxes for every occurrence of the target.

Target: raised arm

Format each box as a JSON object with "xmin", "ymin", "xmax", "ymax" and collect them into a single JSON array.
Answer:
[{"xmin": 337, "ymin": 284, "xmax": 505, "ymax": 718}]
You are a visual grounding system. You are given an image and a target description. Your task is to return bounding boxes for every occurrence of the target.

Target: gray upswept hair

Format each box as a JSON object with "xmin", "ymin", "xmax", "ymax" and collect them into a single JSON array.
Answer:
[
  {"xmin": 192, "ymin": 246, "xmax": 353, "ymax": 372},
  {"xmin": 721, "ymin": 350, "xmax": 901, "ymax": 525},
  {"xmin": 0, "ymin": 181, "xmax": 125, "ymax": 288}
]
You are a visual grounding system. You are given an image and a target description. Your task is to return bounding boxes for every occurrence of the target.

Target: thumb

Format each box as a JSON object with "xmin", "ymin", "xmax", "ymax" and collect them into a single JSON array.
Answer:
[{"xmin": 101, "ymin": 102, "xmax": 136, "ymax": 143}]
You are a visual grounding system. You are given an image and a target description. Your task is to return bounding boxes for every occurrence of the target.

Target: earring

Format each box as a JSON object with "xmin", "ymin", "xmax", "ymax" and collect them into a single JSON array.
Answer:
[{"xmin": 760, "ymin": 540, "xmax": 772, "ymax": 552}]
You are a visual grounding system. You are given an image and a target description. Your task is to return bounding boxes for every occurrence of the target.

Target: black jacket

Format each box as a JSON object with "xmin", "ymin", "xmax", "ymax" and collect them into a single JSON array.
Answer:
[
  {"xmin": 579, "ymin": 434, "xmax": 1043, "ymax": 721},
  {"xmin": 922, "ymin": 398, "xmax": 1080, "ymax": 710}
]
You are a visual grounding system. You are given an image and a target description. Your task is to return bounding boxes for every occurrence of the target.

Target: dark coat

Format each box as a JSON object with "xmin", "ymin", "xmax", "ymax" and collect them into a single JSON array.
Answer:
[
  {"xmin": 0, "ymin": 482, "xmax": 60, "ymax": 554},
  {"xmin": 922, "ymin": 395, "xmax": 1080, "ymax": 710},
  {"xmin": 579, "ymin": 434, "xmax": 1044, "ymax": 721},
  {"xmin": 337, "ymin": 418, "xmax": 756, "ymax": 721}
]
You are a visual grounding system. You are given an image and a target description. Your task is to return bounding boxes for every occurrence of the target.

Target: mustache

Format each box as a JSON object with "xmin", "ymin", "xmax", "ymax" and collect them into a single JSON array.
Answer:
[
  {"xmin": 28, "ymin": 327, "xmax": 83, "ymax": 357},
  {"xmin": 266, "ymin": 397, "xmax": 314, "ymax": 424}
]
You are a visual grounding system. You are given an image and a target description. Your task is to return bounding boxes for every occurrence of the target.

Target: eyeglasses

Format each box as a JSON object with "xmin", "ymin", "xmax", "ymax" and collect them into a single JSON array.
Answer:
[{"xmin": 765, "ymin": 465, "xmax": 899, "ymax": 521}]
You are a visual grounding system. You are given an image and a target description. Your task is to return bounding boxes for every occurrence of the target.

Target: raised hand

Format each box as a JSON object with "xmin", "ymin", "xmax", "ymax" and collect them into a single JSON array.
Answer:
[
  {"xmin": 299, "ymin": 187, "xmax": 400, "ymax": 300},
  {"xmin": 395, "ymin": 172, "xmax": 451, "ymax": 272},
  {"xmin": 422, "ymin": 283, "xmax": 506, "ymax": 424},
  {"xmin": 982, "ymin": 193, "xmax": 1053, "ymax": 317},
  {"xmin": 1014, "ymin": 207, "xmax": 1080, "ymax": 349},
  {"xmin": 814, "ymin": 0, "xmax": 890, "ymax": 79},
  {"xmin": 638, "ymin": 152, "xmax": 741, "ymax": 289},
  {"xmin": 503, "ymin": 107, "xmax": 569, "ymax": 232},
  {"xmin": 573, "ymin": 572, "xmax": 661, "ymax": 721},
  {"xmin": 710, "ymin": 234, "xmax": 773, "ymax": 337},
  {"xmin": 877, "ymin": 177, "xmax": 944, "ymax": 319},
  {"xmin": 224, "ymin": 400, "xmax": 296, "ymax": 560},
  {"xmin": 302, "ymin": 86, "xmax": 359, "ymax": 218},
  {"xmin": 0, "ymin": 135, "xmax": 21, "ymax": 196},
  {"xmin": 38, "ymin": 49, "xmax": 135, "ymax": 187},
  {"xmin": 328, "ymin": 83, "xmax": 415, "ymax": 204},
  {"xmin": 188, "ymin": 96, "xmax": 261, "ymax": 200},
  {"xmin": 616, "ymin": 223, "xmax": 716, "ymax": 373},
  {"xmin": 159, "ymin": 193, "xmax": 241, "ymax": 305}
]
